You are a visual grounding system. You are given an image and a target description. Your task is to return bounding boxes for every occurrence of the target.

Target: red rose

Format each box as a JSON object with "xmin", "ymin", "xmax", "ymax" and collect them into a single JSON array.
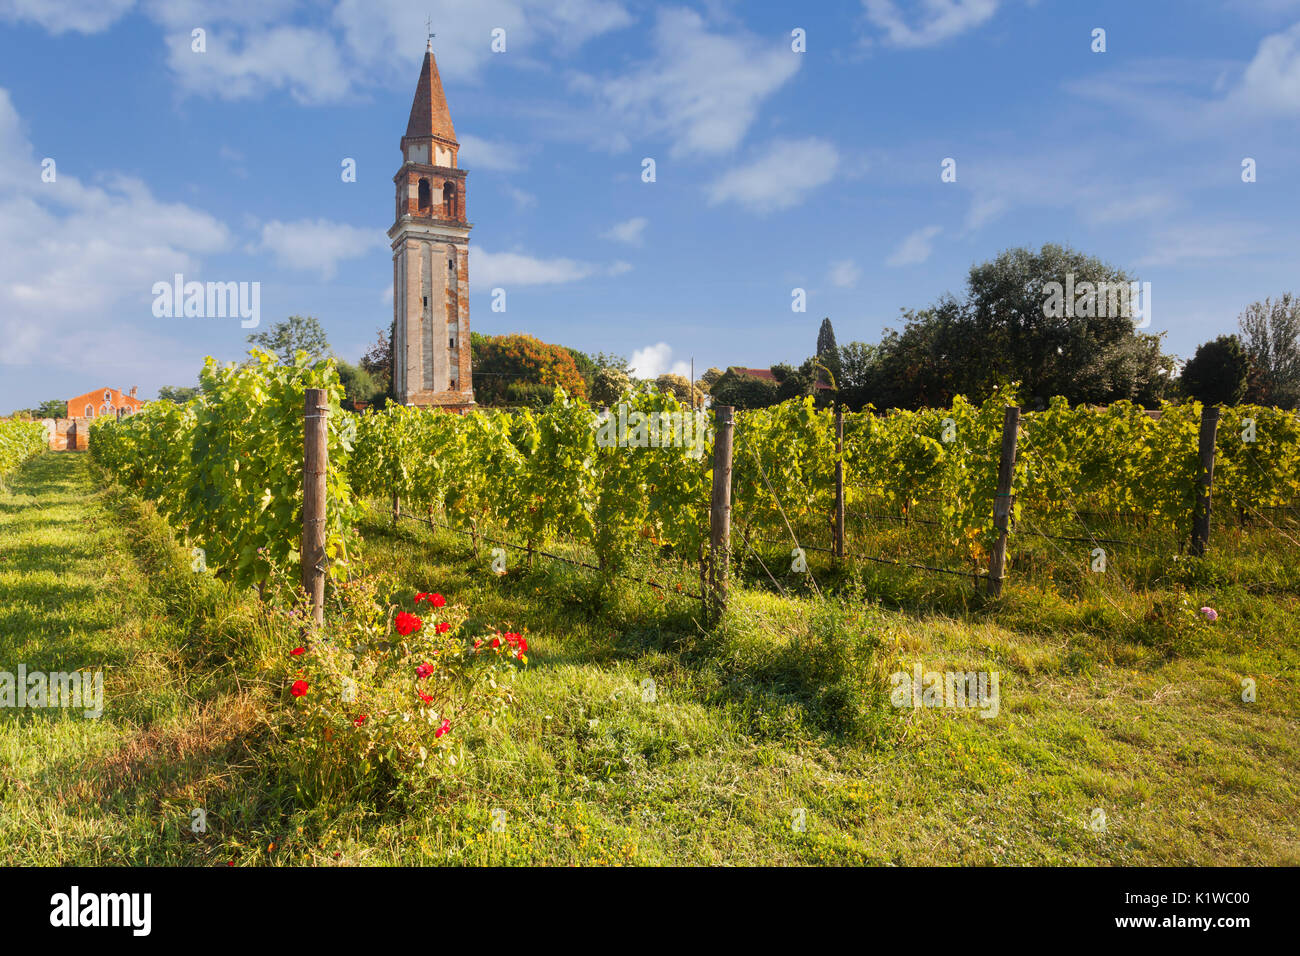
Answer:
[
  {"xmin": 490, "ymin": 636, "xmax": 501, "ymax": 649},
  {"xmin": 430, "ymin": 593, "xmax": 446, "ymax": 608},
  {"xmin": 354, "ymin": 714, "xmax": 368, "ymax": 725},
  {"xmin": 436, "ymin": 621, "xmax": 450, "ymax": 634},
  {"xmin": 290, "ymin": 647, "xmax": 305, "ymax": 656},
  {"xmin": 290, "ymin": 680, "xmax": 308, "ymax": 697},
  {"xmin": 473, "ymin": 639, "xmax": 482, "ymax": 652},
  {"xmin": 417, "ymin": 691, "xmax": 433, "ymax": 703},
  {"xmin": 414, "ymin": 592, "xmax": 430, "ymax": 604},
  {"xmin": 435, "ymin": 718, "xmax": 451, "ymax": 738},
  {"xmin": 415, "ymin": 662, "xmax": 434, "ymax": 679},
  {"xmin": 518, "ymin": 635, "xmax": 528, "ymax": 653},
  {"xmin": 395, "ymin": 611, "xmax": 423, "ymax": 636}
]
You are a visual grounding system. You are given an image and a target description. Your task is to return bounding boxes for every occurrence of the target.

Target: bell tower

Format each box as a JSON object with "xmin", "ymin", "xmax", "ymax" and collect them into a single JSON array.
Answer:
[{"xmin": 389, "ymin": 37, "xmax": 473, "ymax": 409}]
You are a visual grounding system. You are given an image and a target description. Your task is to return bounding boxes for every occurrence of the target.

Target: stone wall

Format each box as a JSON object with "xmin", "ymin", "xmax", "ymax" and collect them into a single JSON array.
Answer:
[{"xmin": 40, "ymin": 418, "xmax": 89, "ymax": 451}]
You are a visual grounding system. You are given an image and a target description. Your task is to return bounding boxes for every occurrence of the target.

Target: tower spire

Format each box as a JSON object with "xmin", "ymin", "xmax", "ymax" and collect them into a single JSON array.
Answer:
[{"xmin": 404, "ymin": 42, "xmax": 456, "ymax": 145}]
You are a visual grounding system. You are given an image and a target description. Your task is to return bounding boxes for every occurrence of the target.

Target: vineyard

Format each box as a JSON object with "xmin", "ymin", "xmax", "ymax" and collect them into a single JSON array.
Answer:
[
  {"xmin": 0, "ymin": 419, "xmax": 47, "ymax": 483},
  {"xmin": 90, "ymin": 356, "xmax": 1300, "ymax": 608},
  {"xmin": 1, "ymin": 354, "xmax": 1294, "ymax": 865}
]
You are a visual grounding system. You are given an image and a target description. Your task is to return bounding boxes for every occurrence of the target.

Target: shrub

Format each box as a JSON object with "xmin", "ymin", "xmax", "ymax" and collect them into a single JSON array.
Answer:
[{"xmin": 270, "ymin": 577, "xmax": 525, "ymax": 807}]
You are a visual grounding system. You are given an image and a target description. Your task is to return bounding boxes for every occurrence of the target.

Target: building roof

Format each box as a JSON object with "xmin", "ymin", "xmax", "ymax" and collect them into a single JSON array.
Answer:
[{"xmin": 404, "ymin": 49, "xmax": 457, "ymax": 145}]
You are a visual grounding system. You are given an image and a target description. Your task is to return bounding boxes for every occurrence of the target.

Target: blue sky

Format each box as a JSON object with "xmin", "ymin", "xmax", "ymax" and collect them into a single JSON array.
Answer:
[{"xmin": 1, "ymin": 0, "xmax": 1299, "ymax": 409}]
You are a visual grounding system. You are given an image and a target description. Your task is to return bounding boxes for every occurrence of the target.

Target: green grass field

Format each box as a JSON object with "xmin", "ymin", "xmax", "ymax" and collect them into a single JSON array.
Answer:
[{"xmin": 1, "ymin": 451, "xmax": 1297, "ymax": 865}]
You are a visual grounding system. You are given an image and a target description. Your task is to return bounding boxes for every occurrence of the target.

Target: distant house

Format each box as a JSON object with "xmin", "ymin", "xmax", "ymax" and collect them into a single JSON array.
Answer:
[
  {"xmin": 728, "ymin": 367, "xmax": 779, "ymax": 384},
  {"xmin": 67, "ymin": 386, "xmax": 145, "ymax": 421}
]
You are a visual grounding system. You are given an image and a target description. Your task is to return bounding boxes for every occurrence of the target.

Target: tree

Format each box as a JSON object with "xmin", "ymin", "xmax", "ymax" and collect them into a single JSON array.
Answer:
[
  {"xmin": 816, "ymin": 317, "xmax": 838, "ymax": 358},
  {"xmin": 1180, "ymin": 335, "xmax": 1250, "ymax": 407},
  {"xmin": 567, "ymin": 348, "xmax": 598, "ymax": 394},
  {"xmin": 505, "ymin": 381, "xmax": 558, "ymax": 408},
  {"xmin": 872, "ymin": 301, "xmax": 966, "ymax": 410},
  {"xmin": 709, "ymin": 368, "xmax": 780, "ymax": 409},
  {"xmin": 771, "ymin": 362, "xmax": 817, "ymax": 403},
  {"xmin": 594, "ymin": 352, "xmax": 631, "ymax": 373},
  {"xmin": 816, "ymin": 317, "xmax": 842, "ymax": 390},
  {"xmin": 654, "ymin": 373, "xmax": 703, "ymax": 406},
  {"xmin": 837, "ymin": 342, "xmax": 881, "ymax": 411},
  {"xmin": 1238, "ymin": 294, "xmax": 1300, "ymax": 409},
  {"xmin": 247, "ymin": 315, "xmax": 330, "ymax": 365},
  {"xmin": 591, "ymin": 366, "xmax": 630, "ymax": 406},
  {"xmin": 471, "ymin": 333, "xmax": 588, "ymax": 406},
  {"xmin": 874, "ymin": 244, "xmax": 1173, "ymax": 409},
  {"xmin": 156, "ymin": 386, "xmax": 198, "ymax": 404},
  {"xmin": 34, "ymin": 399, "xmax": 67, "ymax": 418},
  {"xmin": 696, "ymin": 367, "xmax": 724, "ymax": 396},
  {"xmin": 360, "ymin": 325, "xmax": 393, "ymax": 401},
  {"xmin": 337, "ymin": 361, "xmax": 380, "ymax": 404}
]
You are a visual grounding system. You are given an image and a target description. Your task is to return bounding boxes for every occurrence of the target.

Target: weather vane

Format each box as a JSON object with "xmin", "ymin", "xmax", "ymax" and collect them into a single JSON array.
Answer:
[{"xmin": 426, "ymin": 16, "xmax": 435, "ymax": 51}]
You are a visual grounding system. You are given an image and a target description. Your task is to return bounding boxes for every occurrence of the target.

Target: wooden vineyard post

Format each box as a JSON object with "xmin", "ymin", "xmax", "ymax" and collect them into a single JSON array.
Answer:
[
  {"xmin": 1190, "ymin": 405, "xmax": 1220, "ymax": 557},
  {"xmin": 302, "ymin": 388, "xmax": 328, "ymax": 628},
  {"xmin": 986, "ymin": 406, "xmax": 1020, "ymax": 598},
  {"xmin": 709, "ymin": 405, "xmax": 735, "ymax": 621},
  {"xmin": 834, "ymin": 404, "xmax": 845, "ymax": 560}
]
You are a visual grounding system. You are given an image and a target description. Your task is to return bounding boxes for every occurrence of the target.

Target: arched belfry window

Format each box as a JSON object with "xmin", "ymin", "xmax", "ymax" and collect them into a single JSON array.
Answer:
[
  {"xmin": 84, "ymin": 404, "xmax": 93, "ymax": 418},
  {"xmin": 443, "ymin": 182, "xmax": 457, "ymax": 219},
  {"xmin": 418, "ymin": 178, "xmax": 431, "ymax": 212}
]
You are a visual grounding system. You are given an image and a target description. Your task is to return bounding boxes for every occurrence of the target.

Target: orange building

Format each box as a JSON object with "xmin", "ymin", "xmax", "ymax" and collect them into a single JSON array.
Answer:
[{"xmin": 67, "ymin": 386, "xmax": 145, "ymax": 421}]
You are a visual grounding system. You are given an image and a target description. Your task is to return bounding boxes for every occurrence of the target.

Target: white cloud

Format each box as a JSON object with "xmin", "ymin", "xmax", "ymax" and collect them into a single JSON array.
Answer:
[
  {"xmin": 1135, "ymin": 223, "xmax": 1260, "ymax": 267},
  {"xmin": 628, "ymin": 342, "xmax": 690, "ymax": 379},
  {"xmin": 0, "ymin": 0, "xmax": 135, "ymax": 34},
  {"xmin": 601, "ymin": 216, "xmax": 647, "ymax": 245},
  {"xmin": 886, "ymin": 225, "xmax": 942, "ymax": 266},
  {"xmin": 707, "ymin": 138, "xmax": 839, "ymax": 213},
  {"xmin": 862, "ymin": 0, "xmax": 1000, "ymax": 48},
  {"xmin": 502, "ymin": 185, "xmax": 537, "ymax": 209},
  {"xmin": 1083, "ymin": 193, "xmax": 1177, "ymax": 226},
  {"xmin": 163, "ymin": 25, "xmax": 353, "ymax": 104},
  {"xmin": 334, "ymin": 0, "xmax": 631, "ymax": 87},
  {"xmin": 828, "ymin": 260, "xmax": 861, "ymax": 288},
  {"xmin": 1225, "ymin": 22, "xmax": 1300, "ymax": 114},
  {"xmin": 458, "ymin": 133, "xmax": 524, "ymax": 172},
  {"xmin": 143, "ymin": 0, "xmax": 301, "ymax": 30},
  {"xmin": 583, "ymin": 7, "xmax": 801, "ymax": 157},
  {"xmin": 5, "ymin": 1, "xmax": 633, "ymax": 104},
  {"xmin": 471, "ymin": 248, "xmax": 600, "ymax": 286},
  {"xmin": 0, "ymin": 88, "xmax": 232, "ymax": 368},
  {"xmin": 254, "ymin": 218, "xmax": 383, "ymax": 278},
  {"xmin": 963, "ymin": 194, "xmax": 1007, "ymax": 231}
]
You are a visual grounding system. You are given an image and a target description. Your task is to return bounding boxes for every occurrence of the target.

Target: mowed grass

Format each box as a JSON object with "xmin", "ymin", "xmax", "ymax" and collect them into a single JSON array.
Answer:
[
  {"xmin": 0, "ymin": 453, "xmax": 272, "ymax": 864},
  {"xmin": 1, "ymin": 452, "xmax": 1298, "ymax": 865}
]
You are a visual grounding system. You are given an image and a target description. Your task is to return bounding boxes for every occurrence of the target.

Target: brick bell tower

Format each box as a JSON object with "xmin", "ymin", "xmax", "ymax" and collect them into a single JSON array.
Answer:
[{"xmin": 389, "ymin": 36, "xmax": 473, "ymax": 410}]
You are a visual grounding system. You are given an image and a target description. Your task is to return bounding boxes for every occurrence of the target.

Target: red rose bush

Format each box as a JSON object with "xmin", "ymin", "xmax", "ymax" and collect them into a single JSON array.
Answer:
[{"xmin": 274, "ymin": 577, "xmax": 527, "ymax": 805}]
